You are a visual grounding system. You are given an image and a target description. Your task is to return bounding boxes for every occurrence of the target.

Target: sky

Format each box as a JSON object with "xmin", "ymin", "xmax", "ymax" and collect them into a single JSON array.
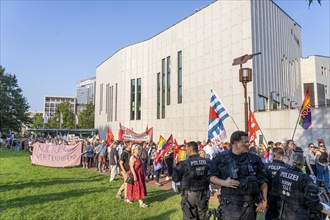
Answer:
[{"xmin": 1, "ymin": 0, "xmax": 329, "ymax": 112}]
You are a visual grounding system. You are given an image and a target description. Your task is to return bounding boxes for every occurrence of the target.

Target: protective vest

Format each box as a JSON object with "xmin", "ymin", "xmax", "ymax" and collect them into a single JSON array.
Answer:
[
  {"xmin": 277, "ymin": 167, "xmax": 307, "ymax": 208},
  {"xmin": 216, "ymin": 151, "xmax": 260, "ymax": 200},
  {"xmin": 181, "ymin": 155, "xmax": 210, "ymax": 191},
  {"xmin": 265, "ymin": 160, "xmax": 289, "ymax": 195}
]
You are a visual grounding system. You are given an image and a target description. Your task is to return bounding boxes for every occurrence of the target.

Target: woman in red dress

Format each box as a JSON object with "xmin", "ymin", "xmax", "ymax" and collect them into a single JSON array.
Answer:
[{"xmin": 126, "ymin": 144, "xmax": 148, "ymax": 208}]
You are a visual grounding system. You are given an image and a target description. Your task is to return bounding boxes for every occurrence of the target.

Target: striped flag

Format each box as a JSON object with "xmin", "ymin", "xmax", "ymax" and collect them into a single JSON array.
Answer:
[
  {"xmin": 208, "ymin": 89, "xmax": 229, "ymax": 143},
  {"xmin": 299, "ymin": 87, "xmax": 312, "ymax": 130},
  {"xmin": 75, "ymin": 114, "xmax": 79, "ymax": 125}
]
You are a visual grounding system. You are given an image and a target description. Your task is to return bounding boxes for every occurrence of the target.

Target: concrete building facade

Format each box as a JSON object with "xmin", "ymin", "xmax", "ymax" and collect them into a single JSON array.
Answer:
[
  {"xmin": 44, "ymin": 96, "xmax": 76, "ymax": 119},
  {"xmin": 95, "ymin": 0, "xmax": 303, "ymax": 143},
  {"xmin": 301, "ymin": 55, "xmax": 330, "ymax": 107}
]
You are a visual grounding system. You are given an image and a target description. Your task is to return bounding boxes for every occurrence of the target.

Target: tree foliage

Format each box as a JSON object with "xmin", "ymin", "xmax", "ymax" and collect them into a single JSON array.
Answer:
[
  {"xmin": 0, "ymin": 66, "xmax": 30, "ymax": 131},
  {"xmin": 78, "ymin": 102, "xmax": 95, "ymax": 129},
  {"xmin": 309, "ymin": 0, "xmax": 321, "ymax": 6},
  {"xmin": 30, "ymin": 113, "xmax": 44, "ymax": 129},
  {"xmin": 48, "ymin": 102, "xmax": 75, "ymax": 129}
]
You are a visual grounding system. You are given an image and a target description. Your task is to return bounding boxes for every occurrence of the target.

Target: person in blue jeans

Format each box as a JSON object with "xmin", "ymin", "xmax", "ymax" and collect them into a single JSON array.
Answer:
[{"xmin": 316, "ymin": 143, "xmax": 329, "ymax": 190}]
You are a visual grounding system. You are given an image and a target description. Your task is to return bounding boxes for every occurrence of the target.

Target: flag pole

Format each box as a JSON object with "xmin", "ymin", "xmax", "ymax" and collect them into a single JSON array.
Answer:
[
  {"xmin": 230, "ymin": 116, "xmax": 240, "ymax": 131},
  {"xmin": 291, "ymin": 106, "xmax": 302, "ymax": 140}
]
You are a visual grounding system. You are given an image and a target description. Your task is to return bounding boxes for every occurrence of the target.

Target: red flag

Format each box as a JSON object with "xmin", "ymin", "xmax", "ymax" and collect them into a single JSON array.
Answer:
[
  {"xmin": 106, "ymin": 127, "xmax": 114, "ymax": 146},
  {"xmin": 184, "ymin": 139, "xmax": 187, "ymax": 145},
  {"xmin": 145, "ymin": 125, "xmax": 148, "ymax": 133},
  {"xmin": 248, "ymin": 112, "xmax": 260, "ymax": 143}
]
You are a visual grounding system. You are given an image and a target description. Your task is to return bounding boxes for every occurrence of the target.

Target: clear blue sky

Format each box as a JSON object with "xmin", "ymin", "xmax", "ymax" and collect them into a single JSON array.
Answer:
[{"xmin": 1, "ymin": 0, "xmax": 329, "ymax": 112}]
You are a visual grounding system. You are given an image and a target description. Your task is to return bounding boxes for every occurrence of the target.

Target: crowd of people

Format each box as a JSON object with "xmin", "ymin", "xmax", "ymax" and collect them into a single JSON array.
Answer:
[{"xmin": 1, "ymin": 130, "xmax": 330, "ymax": 219}]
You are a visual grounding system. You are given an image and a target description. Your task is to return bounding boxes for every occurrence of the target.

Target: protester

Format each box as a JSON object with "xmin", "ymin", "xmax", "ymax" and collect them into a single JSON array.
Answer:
[
  {"xmin": 126, "ymin": 144, "xmax": 148, "ymax": 208},
  {"xmin": 86, "ymin": 142, "xmax": 94, "ymax": 168},
  {"xmin": 82, "ymin": 141, "xmax": 89, "ymax": 169},
  {"xmin": 139, "ymin": 141, "xmax": 148, "ymax": 177},
  {"xmin": 98, "ymin": 140, "xmax": 107, "ymax": 172},
  {"xmin": 117, "ymin": 141, "xmax": 132, "ymax": 202},
  {"xmin": 109, "ymin": 142, "xmax": 119, "ymax": 182},
  {"xmin": 305, "ymin": 143, "xmax": 317, "ymax": 176},
  {"xmin": 315, "ymin": 142, "xmax": 329, "ymax": 190}
]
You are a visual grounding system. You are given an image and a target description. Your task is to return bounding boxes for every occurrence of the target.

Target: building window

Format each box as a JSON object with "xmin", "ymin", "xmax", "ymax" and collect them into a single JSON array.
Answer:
[
  {"xmin": 136, "ymin": 78, "xmax": 142, "ymax": 120},
  {"xmin": 162, "ymin": 59, "xmax": 166, "ymax": 118},
  {"xmin": 304, "ymin": 83, "xmax": 315, "ymax": 107},
  {"xmin": 272, "ymin": 101, "xmax": 279, "ymax": 110},
  {"xmin": 167, "ymin": 56, "xmax": 171, "ymax": 105},
  {"xmin": 106, "ymin": 84, "xmax": 109, "ymax": 122},
  {"xmin": 130, "ymin": 79, "xmax": 135, "ymax": 120},
  {"xmin": 99, "ymin": 83, "xmax": 103, "ymax": 114},
  {"xmin": 258, "ymin": 95, "xmax": 267, "ymax": 111},
  {"xmin": 157, "ymin": 72, "xmax": 160, "ymax": 119},
  {"xmin": 110, "ymin": 85, "xmax": 113, "ymax": 121},
  {"xmin": 178, "ymin": 51, "xmax": 183, "ymax": 104},
  {"xmin": 115, "ymin": 83, "xmax": 117, "ymax": 121}
]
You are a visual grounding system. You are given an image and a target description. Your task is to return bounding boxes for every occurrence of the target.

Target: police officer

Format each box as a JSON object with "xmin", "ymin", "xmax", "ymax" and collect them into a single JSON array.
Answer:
[
  {"xmin": 172, "ymin": 141, "xmax": 211, "ymax": 220},
  {"xmin": 272, "ymin": 151, "xmax": 325, "ymax": 220},
  {"xmin": 208, "ymin": 131, "xmax": 268, "ymax": 220},
  {"xmin": 265, "ymin": 147, "xmax": 289, "ymax": 220}
]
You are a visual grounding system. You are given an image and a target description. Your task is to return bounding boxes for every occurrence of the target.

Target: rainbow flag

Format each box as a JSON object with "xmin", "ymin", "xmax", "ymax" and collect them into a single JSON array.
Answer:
[
  {"xmin": 177, "ymin": 149, "xmax": 186, "ymax": 162},
  {"xmin": 299, "ymin": 88, "xmax": 312, "ymax": 130},
  {"xmin": 158, "ymin": 135, "xmax": 167, "ymax": 148}
]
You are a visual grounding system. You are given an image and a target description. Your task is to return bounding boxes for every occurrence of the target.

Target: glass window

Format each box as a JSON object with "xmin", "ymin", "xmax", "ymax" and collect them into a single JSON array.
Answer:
[
  {"xmin": 100, "ymin": 84, "xmax": 103, "ymax": 114},
  {"xmin": 162, "ymin": 59, "xmax": 166, "ymax": 119},
  {"xmin": 137, "ymin": 78, "xmax": 142, "ymax": 120},
  {"xmin": 130, "ymin": 79, "xmax": 135, "ymax": 120},
  {"xmin": 258, "ymin": 95, "xmax": 267, "ymax": 111},
  {"xmin": 167, "ymin": 56, "xmax": 171, "ymax": 105},
  {"xmin": 115, "ymin": 83, "xmax": 118, "ymax": 121},
  {"xmin": 178, "ymin": 51, "xmax": 183, "ymax": 104},
  {"xmin": 157, "ymin": 73, "xmax": 160, "ymax": 119}
]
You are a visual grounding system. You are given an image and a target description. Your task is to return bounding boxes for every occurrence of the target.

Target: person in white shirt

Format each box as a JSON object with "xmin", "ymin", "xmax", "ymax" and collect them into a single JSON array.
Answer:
[{"xmin": 204, "ymin": 140, "xmax": 216, "ymax": 160}]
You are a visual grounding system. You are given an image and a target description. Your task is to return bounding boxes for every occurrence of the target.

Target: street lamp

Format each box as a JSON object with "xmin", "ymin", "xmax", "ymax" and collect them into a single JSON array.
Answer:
[
  {"xmin": 270, "ymin": 91, "xmax": 279, "ymax": 110},
  {"xmin": 281, "ymin": 97, "xmax": 290, "ymax": 109},
  {"xmin": 290, "ymin": 101, "xmax": 297, "ymax": 109},
  {"xmin": 232, "ymin": 52, "xmax": 261, "ymax": 132}
]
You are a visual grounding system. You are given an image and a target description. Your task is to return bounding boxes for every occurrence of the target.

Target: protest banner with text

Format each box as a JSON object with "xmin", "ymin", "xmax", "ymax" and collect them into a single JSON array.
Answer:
[{"xmin": 32, "ymin": 143, "xmax": 82, "ymax": 167}]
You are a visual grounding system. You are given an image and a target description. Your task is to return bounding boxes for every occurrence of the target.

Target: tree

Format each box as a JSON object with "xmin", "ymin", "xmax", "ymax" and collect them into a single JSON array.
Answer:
[
  {"xmin": 0, "ymin": 66, "xmax": 30, "ymax": 132},
  {"xmin": 48, "ymin": 102, "xmax": 75, "ymax": 129},
  {"xmin": 30, "ymin": 113, "xmax": 44, "ymax": 129},
  {"xmin": 78, "ymin": 102, "xmax": 95, "ymax": 129},
  {"xmin": 309, "ymin": 0, "xmax": 321, "ymax": 6}
]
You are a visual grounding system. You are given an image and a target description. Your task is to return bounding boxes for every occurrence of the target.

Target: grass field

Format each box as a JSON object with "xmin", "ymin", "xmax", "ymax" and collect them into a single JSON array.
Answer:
[{"xmin": 0, "ymin": 148, "xmax": 264, "ymax": 220}]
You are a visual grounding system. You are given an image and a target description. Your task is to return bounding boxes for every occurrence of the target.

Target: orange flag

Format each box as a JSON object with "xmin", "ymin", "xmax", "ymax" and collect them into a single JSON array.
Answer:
[
  {"xmin": 106, "ymin": 127, "xmax": 114, "ymax": 146},
  {"xmin": 248, "ymin": 112, "xmax": 260, "ymax": 143}
]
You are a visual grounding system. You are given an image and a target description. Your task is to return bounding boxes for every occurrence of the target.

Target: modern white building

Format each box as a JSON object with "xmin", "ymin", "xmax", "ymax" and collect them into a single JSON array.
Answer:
[
  {"xmin": 301, "ymin": 55, "xmax": 330, "ymax": 107},
  {"xmin": 95, "ymin": 0, "xmax": 303, "ymax": 142},
  {"xmin": 76, "ymin": 77, "xmax": 96, "ymax": 114},
  {"xmin": 44, "ymin": 96, "xmax": 76, "ymax": 119}
]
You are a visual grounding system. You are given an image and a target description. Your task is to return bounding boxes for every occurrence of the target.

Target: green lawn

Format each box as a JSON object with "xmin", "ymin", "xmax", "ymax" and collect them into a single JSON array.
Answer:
[{"xmin": 0, "ymin": 149, "xmax": 264, "ymax": 220}]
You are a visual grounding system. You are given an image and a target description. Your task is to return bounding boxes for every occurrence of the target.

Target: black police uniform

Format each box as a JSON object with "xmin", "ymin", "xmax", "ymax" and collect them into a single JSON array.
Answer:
[
  {"xmin": 272, "ymin": 166, "xmax": 323, "ymax": 220},
  {"xmin": 208, "ymin": 149, "xmax": 267, "ymax": 220},
  {"xmin": 172, "ymin": 154, "xmax": 210, "ymax": 220},
  {"xmin": 265, "ymin": 159, "xmax": 289, "ymax": 220}
]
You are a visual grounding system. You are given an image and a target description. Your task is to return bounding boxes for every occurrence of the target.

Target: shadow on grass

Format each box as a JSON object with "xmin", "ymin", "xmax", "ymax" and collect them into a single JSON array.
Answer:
[
  {"xmin": 0, "ymin": 187, "xmax": 107, "ymax": 211},
  {"xmin": 0, "ymin": 150, "xmax": 29, "ymax": 158},
  {"xmin": 0, "ymin": 176, "xmax": 104, "ymax": 192},
  {"xmin": 143, "ymin": 209, "xmax": 178, "ymax": 220},
  {"xmin": 144, "ymin": 189, "xmax": 177, "ymax": 203}
]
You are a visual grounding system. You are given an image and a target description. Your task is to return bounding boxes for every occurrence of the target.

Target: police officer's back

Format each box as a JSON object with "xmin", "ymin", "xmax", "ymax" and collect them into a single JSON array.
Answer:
[
  {"xmin": 172, "ymin": 141, "xmax": 210, "ymax": 220},
  {"xmin": 272, "ymin": 151, "xmax": 324, "ymax": 220},
  {"xmin": 208, "ymin": 131, "xmax": 268, "ymax": 220},
  {"xmin": 264, "ymin": 147, "xmax": 289, "ymax": 220}
]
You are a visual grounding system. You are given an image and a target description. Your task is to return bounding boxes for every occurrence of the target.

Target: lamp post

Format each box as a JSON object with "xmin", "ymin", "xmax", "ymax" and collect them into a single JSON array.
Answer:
[
  {"xmin": 232, "ymin": 52, "xmax": 261, "ymax": 132},
  {"xmin": 290, "ymin": 101, "xmax": 297, "ymax": 109}
]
